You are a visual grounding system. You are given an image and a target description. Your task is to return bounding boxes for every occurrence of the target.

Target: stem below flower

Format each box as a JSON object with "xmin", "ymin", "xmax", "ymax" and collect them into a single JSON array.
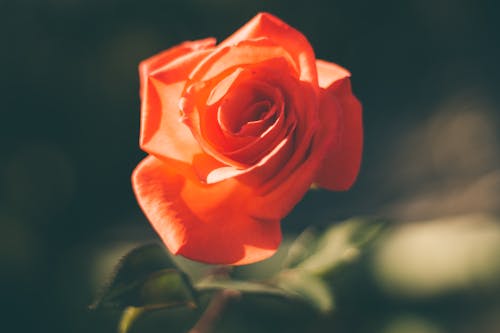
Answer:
[{"xmin": 188, "ymin": 289, "xmax": 242, "ymax": 333}]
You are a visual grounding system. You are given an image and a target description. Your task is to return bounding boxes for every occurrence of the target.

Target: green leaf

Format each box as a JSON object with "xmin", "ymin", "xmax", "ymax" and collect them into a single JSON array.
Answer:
[
  {"xmin": 138, "ymin": 269, "xmax": 197, "ymax": 308},
  {"xmin": 282, "ymin": 228, "xmax": 318, "ymax": 269},
  {"xmin": 296, "ymin": 218, "xmax": 387, "ymax": 277},
  {"xmin": 108, "ymin": 269, "xmax": 198, "ymax": 333},
  {"xmin": 196, "ymin": 278, "xmax": 289, "ymax": 298},
  {"xmin": 91, "ymin": 243, "xmax": 187, "ymax": 309},
  {"xmin": 107, "ymin": 243, "xmax": 178, "ymax": 286},
  {"xmin": 196, "ymin": 274, "xmax": 333, "ymax": 313},
  {"xmin": 273, "ymin": 270, "xmax": 334, "ymax": 314},
  {"xmin": 118, "ymin": 306, "xmax": 144, "ymax": 333}
]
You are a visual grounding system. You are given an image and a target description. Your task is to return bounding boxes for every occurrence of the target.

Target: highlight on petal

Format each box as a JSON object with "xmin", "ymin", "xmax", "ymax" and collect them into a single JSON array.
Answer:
[
  {"xmin": 141, "ymin": 79, "xmax": 203, "ymax": 163},
  {"xmin": 219, "ymin": 12, "xmax": 318, "ymax": 84},
  {"xmin": 139, "ymin": 39, "xmax": 220, "ymax": 175},
  {"xmin": 139, "ymin": 38, "xmax": 216, "ymax": 99},
  {"xmin": 316, "ymin": 59, "xmax": 351, "ymax": 89},
  {"xmin": 132, "ymin": 156, "xmax": 282, "ymax": 265},
  {"xmin": 139, "ymin": 39, "xmax": 215, "ymax": 147},
  {"xmin": 189, "ymin": 37, "xmax": 297, "ymax": 83},
  {"xmin": 314, "ymin": 78, "xmax": 363, "ymax": 191}
]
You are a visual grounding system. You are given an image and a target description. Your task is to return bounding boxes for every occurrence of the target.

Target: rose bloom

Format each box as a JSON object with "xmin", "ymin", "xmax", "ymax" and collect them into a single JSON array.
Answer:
[{"xmin": 132, "ymin": 13, "xmax": 362, "ymax": 265}]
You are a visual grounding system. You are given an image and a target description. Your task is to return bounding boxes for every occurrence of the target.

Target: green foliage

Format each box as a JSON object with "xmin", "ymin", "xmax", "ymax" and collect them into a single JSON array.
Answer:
[
  {"xmin": 91, "ymin": 244, "xmax": 198, "ymax": 332},
  {"xmin": 91, "ymin": 216, "xmax": 500, "ymax": 333},
  {"xmin": 288, "ymin": 218, "xmax": 387, "ymax": 276},
  {"xmin": 282, "ymin": 227, "xmax": 317, "ymax": 268},
  {"xmin": 91, "ymin": 243, "xmax": 184, "ymax": 309},
  {"xmin": 196, "ymin": 272, "xmax": 333, "ymax": 313},
  {"xmin": 118, "ymin": 307, "xmax": 145, "ymax": 333},
  {"xmin": 91, "ymin": 220, "xmax": 388, "ymax": 332},
  {"xmin": 196, "ymin": 278, "xmax": 289, "ymax": 298},
  {"xmin": 273, "ymin": 270, "xmax": 334, "ymax": 313}
]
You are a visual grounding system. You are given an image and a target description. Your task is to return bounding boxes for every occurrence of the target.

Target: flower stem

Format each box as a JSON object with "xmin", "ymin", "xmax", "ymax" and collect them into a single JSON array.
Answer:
[{"xmin": 188, "ymin": 289, "xmax": 242, "ymax": 333}]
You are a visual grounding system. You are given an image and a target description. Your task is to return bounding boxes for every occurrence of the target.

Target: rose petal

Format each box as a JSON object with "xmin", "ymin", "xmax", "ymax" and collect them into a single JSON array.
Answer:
[
  {"xmin": 248, "ymin": 79, "xmax": 318, "ymax": 195},
  {"xmin": 316, "ymin": 59, "xmax": 351, "ymax": 88},
  {"xmin": 189, "ymin": 38, "xmax": 297, "ymax": 83},
  {"xmin": 139, "ymin": 39, "xmax": 226, "ymax": 180},
  {"xmin": 209, "ymin": 135, "xmax": 293, "ymax": 185},
  {"xmin": 246, "ymin": 105, "xmax": 333, "ymax": 220},
  {"xmin": 132, "ymin": 156, "xmax": 282, "ymax": 265},
  {"xmin": 314, "ymin": 78, "xmax": 363, "ymax": 190},
  {"xmin": 182, "ymin": 57, "xmax": 298, "ymax": 170},
  {"xmin": 248, "ymin": 137, "xmax": 320, "ymax": 220},
  {"xmin": 140, "ymin": 39, "xmax": 215, "ymax": 158},
  {"xmin": 219, "ymin": 13, "xmax": 318, "ymax": 84},
  {"xmin": 206, "ymin": 67, "xmax": 245, "ymax": 106},
  {"xmin": 139, "ymin": 38, "xmax": 216, "ymax": 99},
  {"xmin": 142, "ymin": 79, "xmax": 203, "ymax": 163},
  {"xmin": 143, "ymin": 78, "xmax": 226, "ymax": 181},
  {"xmin": 247, "ymin": 78, "xmax": 347, "ymax": 219},
  {"xmin": 206, "ymin": 75, "xmax": 316, "ymax": 193},
  {"xmin": 184, "ymin": 58, "xmax": 315, "ymax": 187},
  {"xmin": 217, "ymin": 82, "xmax": 278, "ymax": 135}
]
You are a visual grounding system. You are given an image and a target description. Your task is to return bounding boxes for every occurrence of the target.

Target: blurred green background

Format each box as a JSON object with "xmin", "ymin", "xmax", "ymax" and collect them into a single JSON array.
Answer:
[{"xmin": 1, "ymin": 0, "xmax": 499, "ymax": 332}]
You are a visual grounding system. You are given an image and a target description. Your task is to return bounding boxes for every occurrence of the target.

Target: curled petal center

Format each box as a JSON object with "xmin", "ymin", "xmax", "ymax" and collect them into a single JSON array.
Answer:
[{"xmin": 216, "ymin": 81, "xmax": 282, "ymax": 138}]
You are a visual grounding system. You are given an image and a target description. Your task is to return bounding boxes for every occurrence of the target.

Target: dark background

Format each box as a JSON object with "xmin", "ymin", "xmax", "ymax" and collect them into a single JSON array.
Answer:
[{"xmin": 1, "ymin": 0, "xmax": 499, "ymax": 332}]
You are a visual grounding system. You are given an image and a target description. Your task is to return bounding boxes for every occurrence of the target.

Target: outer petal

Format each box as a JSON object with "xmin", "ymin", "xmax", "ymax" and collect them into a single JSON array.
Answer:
[
  {"xmin": 219, "ymin": 12, "xmax": 318, "ymax": 84},
  {"xmin": 139, "ymin": 38, "xmax": 216, "ymax": 99},
  {"xmin": 188, "ymin": 38, "xmax": 297, "ymax": 84},
  {"xmin": 316, "ymin": 59, "xmax": 351, "ymax": 88},
  {"xmin": 132, "ymin": 156, "xmax": 281, "ymax": 265},
  {"xmin": 143, "ymin": 78, "xmax": 227, "ymax": 180},
  {"xmin": 139, "ymin": 39, "xmax": 215, "ymax": 157},
  {"xmin": 314, "ymin": 76, "xmax": 363, "ymax": 191},
  {"xmin": 139, "ymin": 39, "xmax": 226, "ymax": 179}
]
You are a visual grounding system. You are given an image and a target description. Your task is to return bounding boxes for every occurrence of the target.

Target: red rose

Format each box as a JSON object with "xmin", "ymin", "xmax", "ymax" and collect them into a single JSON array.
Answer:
[{"xmin": 132, "ymin": 13, "xmax": 363, "ymax": 265}]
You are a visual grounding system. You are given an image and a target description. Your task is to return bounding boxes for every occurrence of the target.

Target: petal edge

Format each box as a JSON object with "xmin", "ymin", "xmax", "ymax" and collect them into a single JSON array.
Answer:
[
  {"xmin": 132, "ymin": 156, "xmax": 282, "ymax": 265},
  {"xmin": 314, "ymin": 79, "xmax": 363, "ymax": 191}
]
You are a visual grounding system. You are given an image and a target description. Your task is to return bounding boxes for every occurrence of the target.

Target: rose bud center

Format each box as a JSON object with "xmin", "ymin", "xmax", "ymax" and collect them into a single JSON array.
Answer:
[{"xmin": 217, "ymin": 81, "xmax": 282, "ymax": 138}]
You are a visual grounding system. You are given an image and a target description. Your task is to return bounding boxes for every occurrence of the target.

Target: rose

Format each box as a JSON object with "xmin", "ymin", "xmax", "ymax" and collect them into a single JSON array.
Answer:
[{"xmin": 132, "ymin": 13, "xmax": 363, "ymax": 265}]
